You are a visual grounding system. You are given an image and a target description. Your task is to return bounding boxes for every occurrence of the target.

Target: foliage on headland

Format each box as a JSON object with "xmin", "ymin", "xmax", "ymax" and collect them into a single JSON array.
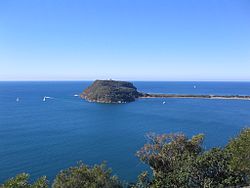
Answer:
[
  {"xmin": 1, "ymin": 128, "xmax": 249, "ymax": 188},
  {"xmin": 80, "ymin": 80, "xmax": 142, "ymax": 103}
]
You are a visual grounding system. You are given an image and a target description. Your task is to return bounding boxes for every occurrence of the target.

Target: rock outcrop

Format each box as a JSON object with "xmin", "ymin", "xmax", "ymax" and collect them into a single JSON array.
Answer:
[{"xmin": 81, "ymin": 80, "xmax": 142, "ymax": 103}]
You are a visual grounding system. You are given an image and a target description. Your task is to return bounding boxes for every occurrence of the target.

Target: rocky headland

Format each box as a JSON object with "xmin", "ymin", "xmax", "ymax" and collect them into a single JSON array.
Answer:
[
  {"xmin": 80, "ymin": 80, "xmax": 142, "ymax": 103},
  {"xmin": 81, "ymin": 80, "xmax": 250, "ymax": 103}
]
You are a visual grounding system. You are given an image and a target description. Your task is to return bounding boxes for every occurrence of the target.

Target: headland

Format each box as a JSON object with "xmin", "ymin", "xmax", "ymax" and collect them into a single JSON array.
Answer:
[{"xmin": 81, "ymin": 80, "xmax": 250, "ymax": 103}]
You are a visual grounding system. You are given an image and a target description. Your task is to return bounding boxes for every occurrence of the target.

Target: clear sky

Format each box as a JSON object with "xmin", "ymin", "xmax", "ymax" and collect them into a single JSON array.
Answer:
[{"xmin": 0, "ymin": 0, "xmax": 249, "ymax": 81}]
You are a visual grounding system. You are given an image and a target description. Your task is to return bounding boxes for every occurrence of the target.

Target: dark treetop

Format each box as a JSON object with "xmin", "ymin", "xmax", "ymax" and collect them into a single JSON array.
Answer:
[{"xmin": 80, "ymin": 80, "xmax": 142, "ymax": 103}]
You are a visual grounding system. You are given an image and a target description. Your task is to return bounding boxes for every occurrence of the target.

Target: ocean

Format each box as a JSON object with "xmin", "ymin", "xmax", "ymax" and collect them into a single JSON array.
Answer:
[{"xmin": 0, "ymin": 81, "xmax": 250, "ymax": 183}]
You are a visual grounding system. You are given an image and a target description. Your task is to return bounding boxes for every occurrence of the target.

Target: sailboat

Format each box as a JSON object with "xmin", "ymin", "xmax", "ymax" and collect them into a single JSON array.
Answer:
[{"xmin": 43, "ymin": 96, "xmax": 52, "ymax": 101}]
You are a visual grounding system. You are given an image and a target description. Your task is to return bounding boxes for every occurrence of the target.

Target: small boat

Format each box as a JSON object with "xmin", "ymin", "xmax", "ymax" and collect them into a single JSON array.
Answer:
[
  {"xmin": 193, "ymin": 85, "xmax": 197, "ymax": 89},
  {"xmin": 163, "ymin": 101, "xmax": 166, "ymax": 104},
  {"xmin": 16, "ymin": 97, "xmax": 20, "ymax": 102},
  {"xmin": 43, "ymin": 96, "xmax": 53, "ymax": 101},
  {"xmin": 74, "ymin": 94, "xmax": 79, "ymax": 97}
]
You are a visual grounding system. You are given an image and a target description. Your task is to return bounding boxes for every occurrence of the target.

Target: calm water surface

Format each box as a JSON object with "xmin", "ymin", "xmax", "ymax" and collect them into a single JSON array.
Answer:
[{"xmin": 0, "ymin": 81, "xmax": 250, "ymax": 182}]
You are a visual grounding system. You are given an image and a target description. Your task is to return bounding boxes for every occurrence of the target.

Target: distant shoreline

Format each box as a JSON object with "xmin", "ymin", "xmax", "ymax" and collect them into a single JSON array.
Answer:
[{"xmin": 140, "ymin": 93, "xmax": 250, "ymax": 100}]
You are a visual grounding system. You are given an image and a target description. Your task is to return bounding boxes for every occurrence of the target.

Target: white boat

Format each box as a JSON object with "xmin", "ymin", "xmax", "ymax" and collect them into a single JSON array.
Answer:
[
  {"xmin": 163, "ymin": 101, "xmax": 166, "ymax": 104},
  {"xmin": 193, "ymin": 85, "xmax": 197, "ymax": 89},
  {"xmin": 43, "ymin": 96, "xmax": 53, "ymax": 101},
  {"xmin": 16, "ymin": 97, "xmax": 20, "ymax": 102},
  {"xmin": 74, "ymin": 94, "xmax": 79, "ymax": 97}
]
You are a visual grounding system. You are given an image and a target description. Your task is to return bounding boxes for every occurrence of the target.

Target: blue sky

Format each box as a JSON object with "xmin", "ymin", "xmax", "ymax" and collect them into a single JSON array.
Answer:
[{"xmin": 0, "ymin": 0, "xmax": 249, "ymax": 81}]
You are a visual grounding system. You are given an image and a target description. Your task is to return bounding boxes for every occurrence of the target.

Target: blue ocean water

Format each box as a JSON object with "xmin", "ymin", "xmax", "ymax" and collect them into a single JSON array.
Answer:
[{"xmin": 0, "ymin": 81, "xmax": 250, "ymax": 183}]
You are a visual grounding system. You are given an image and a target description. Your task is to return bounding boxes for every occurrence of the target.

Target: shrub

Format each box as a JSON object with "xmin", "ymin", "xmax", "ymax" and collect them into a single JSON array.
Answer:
[
  {"xmin": 136, "ymin": 133, "xmax": 204, "ymax": 187},
  {"xmin": 227, "ymin": 128, "xmax": 250, "ymax": 175},
  {"xmin": 52, "ymin": 162, "xmax": 122, "ymax": 188},
  {"xmin": 190, "ymin": 148, "xmax": 246, "ymax": 187},
  {"xmin": 136, "ymin": 131, "xmax": 249, "ymax": 187},
  {"xmin": 0, "ymin": 173, "xmax": 48, "ymax": 188},
  {"xmin": 226, "ymin": 128, "xmax": 250, "ymax": 183}
]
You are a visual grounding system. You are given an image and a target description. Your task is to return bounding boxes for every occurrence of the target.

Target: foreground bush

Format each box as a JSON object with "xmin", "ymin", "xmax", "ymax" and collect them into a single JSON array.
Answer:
[
  {"xmin": 226, "ymin": 128, "xmax": 250, "ymax": 177},
  {"xmin": 52, "ymin": 162, "xmax": 122, "ymax": 188},
  {"xmin": 135, "ymin": 129, "xmax": 250, "ymax": 188},
  {"xmin": 190, "ymin": 148, "xmax": 245, "ymax": 187},
  {"xmin": 0, "ymin": 173, "xmax": 48, "ymax": 188},
  {"xmin": 136, "ymin": 133, "xmax": 204, "ymax": 187}
]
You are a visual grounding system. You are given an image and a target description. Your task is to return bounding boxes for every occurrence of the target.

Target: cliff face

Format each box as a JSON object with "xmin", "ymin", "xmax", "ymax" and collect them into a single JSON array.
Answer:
[{"xmin": 81, "ymin": 80, "xmax": 142, "ymax": 103}]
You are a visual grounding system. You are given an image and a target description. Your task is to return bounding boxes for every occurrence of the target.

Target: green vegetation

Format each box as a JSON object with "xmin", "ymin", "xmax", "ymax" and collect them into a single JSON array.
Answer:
[
  {"xmin": 226, "ymin": 128, "xmax": 250, "ymax": 176},
  {"xmin": 0, "ymin": 173, "xmax": 48, "ymax": 188},
  {"xmin": 135, "ymin": 131, "xmax": 249, "ymax": 187},
  {"xmin": 80, "ymin": 80, "xmax": 142, "ymax": 103},
  {"xmin": 52, "ymin": 162, "xmax": 122, "ymax": 188},
  {"xmin": 1, "ymin": 128, "xmax": 249, "ymax": 188}
]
